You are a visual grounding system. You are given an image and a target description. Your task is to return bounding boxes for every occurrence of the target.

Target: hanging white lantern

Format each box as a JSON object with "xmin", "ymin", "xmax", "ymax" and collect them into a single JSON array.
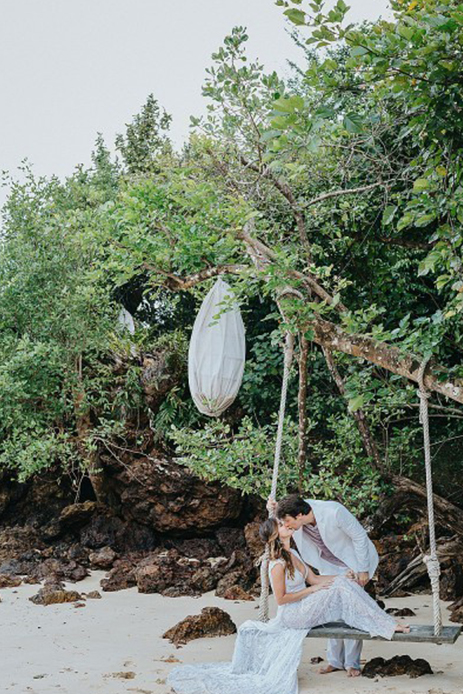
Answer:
[{"xmin": 188, "ymin": 278, "xmax": 246, "ymax": 417}]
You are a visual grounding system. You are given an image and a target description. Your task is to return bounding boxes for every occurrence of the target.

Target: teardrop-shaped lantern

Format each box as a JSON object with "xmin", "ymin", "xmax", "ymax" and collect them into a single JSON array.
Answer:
[{"xmin": 188, "ymin": 278, "xmax": 246, "ymax": 417}]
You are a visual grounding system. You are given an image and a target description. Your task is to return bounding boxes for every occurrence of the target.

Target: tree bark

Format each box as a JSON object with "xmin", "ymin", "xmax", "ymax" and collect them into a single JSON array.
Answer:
[{"xmin": 310, "ymin": 316, "xmax": 463, "ymax": 404}]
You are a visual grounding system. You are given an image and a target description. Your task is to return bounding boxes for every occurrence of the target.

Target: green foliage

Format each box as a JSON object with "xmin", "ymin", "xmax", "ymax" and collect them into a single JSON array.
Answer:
[
  {"xmin": 115, "ymin": 94, "xmax": 173, "ymax": 174},
  {"xmin": 171, "ymin": 413, "xmax": 385, "ymax": 516}
]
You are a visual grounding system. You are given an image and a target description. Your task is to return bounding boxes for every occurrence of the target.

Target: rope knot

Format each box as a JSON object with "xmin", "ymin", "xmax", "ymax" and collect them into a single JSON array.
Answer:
[{"xmin": 423, "ymin": 554, "xmax": 441, "ymax": 580}]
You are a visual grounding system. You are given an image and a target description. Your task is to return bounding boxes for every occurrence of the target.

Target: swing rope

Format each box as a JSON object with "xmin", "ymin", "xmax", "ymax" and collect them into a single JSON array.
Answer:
[
  {"xmin": 418, "ymin": 356, "xmax": 443, "ymax": 637},
  {"xmin": 258, "ymin": 332, "xmax": 295, "ymax": 622}
]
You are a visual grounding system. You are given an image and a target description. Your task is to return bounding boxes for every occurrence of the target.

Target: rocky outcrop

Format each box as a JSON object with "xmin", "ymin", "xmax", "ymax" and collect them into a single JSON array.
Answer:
[
  {"xmin": 163, "ymin": 607, "xmax": 236, "ymax": 646},
  {"xmin": 100, "ymin": 450, "xmax": 245, "ymax": 535}
]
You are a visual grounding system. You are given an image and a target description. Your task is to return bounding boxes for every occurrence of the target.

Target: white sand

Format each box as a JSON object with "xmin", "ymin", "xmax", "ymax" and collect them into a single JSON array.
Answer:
[{"xmin": 0, "ymin": 572, "xmax": 462, "ymax": 694}]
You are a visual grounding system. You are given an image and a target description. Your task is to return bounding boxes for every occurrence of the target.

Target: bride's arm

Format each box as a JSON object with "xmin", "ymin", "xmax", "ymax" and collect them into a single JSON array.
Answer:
[
  {"xmin": 271, "ymin": 564, "xmax": 327, "ymax": 605},
  {"xmin": 305, "ymin": 565, "xmax": 337, "ymax": 586}
]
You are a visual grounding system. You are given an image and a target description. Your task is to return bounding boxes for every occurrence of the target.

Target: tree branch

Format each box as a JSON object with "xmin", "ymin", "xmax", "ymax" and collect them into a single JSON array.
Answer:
[
  {"xmin": 140, "ymin": 263, "xmax": 249, "ymax": 290},
  {"xmin": 303, "ymin": 182, "xmax": 386, "ymax": 208}
]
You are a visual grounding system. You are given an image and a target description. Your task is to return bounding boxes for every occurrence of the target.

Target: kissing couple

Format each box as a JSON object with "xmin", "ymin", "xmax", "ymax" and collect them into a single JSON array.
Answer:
[{"xmin": 168, "ymin": 494, "xmax": 409, "ymax": 694}]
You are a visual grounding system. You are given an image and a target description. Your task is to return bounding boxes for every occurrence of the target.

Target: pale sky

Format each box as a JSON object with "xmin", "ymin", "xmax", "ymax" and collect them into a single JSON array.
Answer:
[{"xmin": 0, "ymin": 0, "xmax": 391, "ymax": 195}]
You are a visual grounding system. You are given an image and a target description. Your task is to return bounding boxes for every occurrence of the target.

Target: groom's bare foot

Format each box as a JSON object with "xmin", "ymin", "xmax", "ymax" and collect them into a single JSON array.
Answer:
[
  {"xmin": 319, "ymin": 664, "xmax": 342, "ymax": 675},
  {"xmin": 346, "ymin": 667, "xmax": 361, "ymax": 677},
  {"xmin": 395, "ymin": 623, "xmax": 410, "ymax": 633}
]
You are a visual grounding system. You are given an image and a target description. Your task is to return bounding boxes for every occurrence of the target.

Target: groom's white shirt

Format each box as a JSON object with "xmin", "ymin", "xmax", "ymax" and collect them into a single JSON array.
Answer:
[{"xmin": 292, "ymin": 499, "xmax": 378, "ymax": 577}]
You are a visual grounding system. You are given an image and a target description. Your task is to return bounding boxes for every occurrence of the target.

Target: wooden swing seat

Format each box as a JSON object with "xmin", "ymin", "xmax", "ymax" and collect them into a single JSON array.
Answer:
[{"xmin": 307, "ymin": 622, "xmax": 461, "ymax": 644}]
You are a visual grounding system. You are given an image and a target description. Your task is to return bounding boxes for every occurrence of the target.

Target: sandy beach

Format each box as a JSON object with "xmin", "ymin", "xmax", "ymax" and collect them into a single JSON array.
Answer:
[{"xmin": 0, "ymin": 572, "xmax": 461, "ymax": 694}]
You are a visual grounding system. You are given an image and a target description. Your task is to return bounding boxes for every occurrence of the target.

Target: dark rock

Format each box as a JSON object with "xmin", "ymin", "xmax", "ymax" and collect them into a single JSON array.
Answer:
[
  {"xmin": 89, "ymin": 546, "xmax": 117, "ymax": 570},
  {"xmin": 80, "ymin": 512, "xmax": 156, "ymax": 553},
  {"xmin": 215, "ymin": 568, "xmax": 255, "ymax": 597},
  {"xmin": 169, "ymin": 538, "xmax": 221, "ymax": 561},
  {"xmin": 0, "ymin": 470, "xmax": 73, "ymax": 527},
  {"xmin": 39, "ymin": 519, "xmax": 62, "ymax": 542},
  {"xmin": 215, "ymin": 528, "xmax": 246, "ymax": 556},
  {"xmin": 190, "ymin": 566, "xmax": 220, "ymax": 594},
  {"xmin": 100, "ymin": 448, "xmax": 244, "ymax": 535},
  {"xmin": 362, "ymin": 655, "xmax": 433, "ymax": 679},
  {"xmin": 100, "ymin": 559, "xmax": 137, "ymax": 592},
  {"xmin": 385, "ymin": 607, "xmax": 416, "ymax": 617},
  {"xmin": 0, "ymin": 574, "xmax": 21, "ymax": 588},
  {"xmin": 0, "ymin": 526, "xmax": 44, "ymax": 567},
  {"xmin": 59, "ymin": 502, "xmax": 101, "ymax": 529},
  {"xmin": 448, "ymin": 596, "xmax": 463, "ymax": 623},
  {"xmin": 163, "ymin": 607, "xmax": 236, "ymax": 646},
  {"xmin": 135, "ymin": 549, "xmax": 219, "ymax": 596},
  {"xmin": 30, "ymin": 586, "xmax": 83, "ymax": 605},
  {"xmin": 23, "ymin": 575, "xmax": 41, "ymax": 585},
  {"xmin": 221, "ymin": 585, "xmax": 254, "ymax": 601},
  {"xmin": 244, "ymin": 521, "xmax": 265, "ymax": 561},
  {"xmin": 311, "ymin": 656, "xmax": 324, "ymax": 664},
  {"xmin": 162, "ymin": 585, "xmax": 198, "ymax": 598},
  {"xmin": 67, "ymin": 544, "xmax": 90, "ymax": 564}
]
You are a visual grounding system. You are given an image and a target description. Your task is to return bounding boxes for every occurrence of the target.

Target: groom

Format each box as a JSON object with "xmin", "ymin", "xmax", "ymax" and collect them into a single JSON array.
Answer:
[{"xmin": 267, "ymin": 494, "xmax": 378, "ymax": 678}]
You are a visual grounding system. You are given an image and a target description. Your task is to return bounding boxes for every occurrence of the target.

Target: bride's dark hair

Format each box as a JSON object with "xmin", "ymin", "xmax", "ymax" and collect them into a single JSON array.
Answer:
[{"xmin": 259, "ymin": 518, "xmax": 295, "ymax": 579}]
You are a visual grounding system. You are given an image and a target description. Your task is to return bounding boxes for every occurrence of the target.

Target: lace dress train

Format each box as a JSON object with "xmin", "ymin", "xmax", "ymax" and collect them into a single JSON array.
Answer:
[{"xmin": 167, "ymin": 550, "xmax": 396, "ymax": 694}]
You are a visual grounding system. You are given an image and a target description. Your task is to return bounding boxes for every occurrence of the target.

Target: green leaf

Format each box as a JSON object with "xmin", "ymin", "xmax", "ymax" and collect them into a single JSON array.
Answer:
[
  {"xmin": 283, "ymin": 8, "xmax": 307, "ymax": 25},
  {"xmin": 272, "ymin": 95, "xmax": 305, "ymax": 114},
  {"xmin": 351, "ymin": 45, "xmax": 369, "ymax": 57},
  {"xmin": 415, "ymin": 212, "xmax": 436, "ymax": 227},
  {"xmin": 343, "ymin": 112, "xmax": 363, "ymax": 133},
  {"xmin": 348, "ymin": 395, "xmax": 365, "ymax": 412},
  {"xmin": 413, "ymin": 178, "xmax": 429, "ymax": 192},
  {"xmin": 382, "ymin": 205, "xmax": 397, "ymax": 225}
]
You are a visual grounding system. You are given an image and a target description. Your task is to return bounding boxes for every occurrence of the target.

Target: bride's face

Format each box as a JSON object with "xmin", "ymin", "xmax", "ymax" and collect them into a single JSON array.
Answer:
[
  {"xmin": 282, "ymin": 514, "xmax": 304, "ymax": 531},
  {"xmin": 277, "ymin": 519, "xmax": 294, "ymax": 541}
]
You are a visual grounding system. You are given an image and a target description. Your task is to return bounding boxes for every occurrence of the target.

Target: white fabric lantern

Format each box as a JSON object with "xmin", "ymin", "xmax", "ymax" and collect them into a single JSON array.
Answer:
[{"xmin": 188, "ymin": 278, "xmax": 246, "ymax": 417}]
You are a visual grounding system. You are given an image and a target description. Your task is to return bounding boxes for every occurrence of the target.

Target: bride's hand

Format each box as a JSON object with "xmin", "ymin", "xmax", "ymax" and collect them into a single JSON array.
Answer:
[
  {"xmin": 308, "ymin": 581, "xmax": 332, "ymax": 594},
  {"xmin": 345, "ymin": 569, "xmax": 356, "ymax": 580}
]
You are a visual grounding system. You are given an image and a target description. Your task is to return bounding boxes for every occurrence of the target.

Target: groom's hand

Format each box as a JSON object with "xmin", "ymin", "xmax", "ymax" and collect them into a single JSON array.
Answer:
[
  {"xmin": 266, "ymin": 497, "xmax": 278, "ymax": 515},
  {"xmin": 357, "ymin": 571, "xmax": 369, "ymax": 587}
]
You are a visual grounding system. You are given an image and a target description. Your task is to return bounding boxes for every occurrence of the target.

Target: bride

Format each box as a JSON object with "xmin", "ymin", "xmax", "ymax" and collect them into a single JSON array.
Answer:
[{"xmin": 167, "ymin": 518, "xmax": 409, "ymax": 694}]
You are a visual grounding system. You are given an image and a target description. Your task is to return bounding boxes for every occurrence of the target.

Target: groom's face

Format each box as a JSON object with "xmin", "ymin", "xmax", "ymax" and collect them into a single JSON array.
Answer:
[{"xmin": 282, "ymin": 514, "xmax": 304, "ymax": 530}]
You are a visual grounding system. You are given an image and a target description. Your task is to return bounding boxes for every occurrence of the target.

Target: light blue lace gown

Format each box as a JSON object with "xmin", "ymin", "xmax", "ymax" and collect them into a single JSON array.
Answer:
[{"xmin": 167, "ymin": 549, "xmax": 396, "ymax": 694}]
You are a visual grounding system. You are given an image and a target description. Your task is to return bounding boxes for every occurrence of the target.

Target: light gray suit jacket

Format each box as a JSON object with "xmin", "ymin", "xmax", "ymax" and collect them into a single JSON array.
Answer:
[{"xmin": 292, "ymin": 499, "xmax": 379, "ymax": 577}]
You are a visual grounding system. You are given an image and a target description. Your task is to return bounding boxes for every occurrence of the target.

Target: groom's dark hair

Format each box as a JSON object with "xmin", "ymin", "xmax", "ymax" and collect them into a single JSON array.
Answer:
[{"xmin": 277, "ymin": 495, "xmax": 311, "ymax": 519}]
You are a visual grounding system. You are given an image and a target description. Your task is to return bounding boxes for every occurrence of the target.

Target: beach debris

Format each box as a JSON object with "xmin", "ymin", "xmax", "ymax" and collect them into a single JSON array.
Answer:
[
  {"xmin": 362, "ymin": 655, "xmax": 433, "ymax": 678},
  {"xmin": 311, "ymin": 656, "xmax": 324, "ymax": 664},
  {"xmin": 107, "ymin": 671, "xmax": 136, "ymax": 679},
  {"xmin": 163, "ymin": 607, "xmax": 237, "ymax": 646},
  {"xmin": 158, "ymin": 655, "xmax": 181, "ymax": 663}
]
